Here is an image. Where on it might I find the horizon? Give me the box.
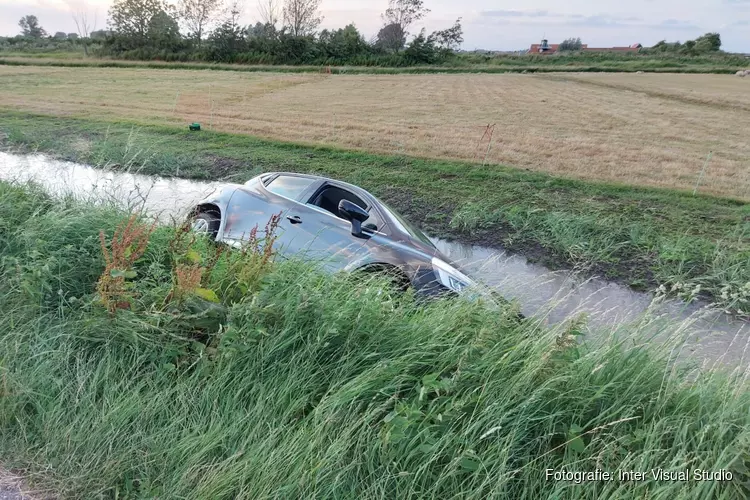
[1,0,748,53]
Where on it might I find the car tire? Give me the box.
[192,211,220,239]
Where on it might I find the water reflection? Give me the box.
[432,238,748,371]
[0,152,221,222]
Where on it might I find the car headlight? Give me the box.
[431,257,476,293]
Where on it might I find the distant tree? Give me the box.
[247,21,278,55]
[651,40,667,51]
[558,37,583,52]
[207,21,246,61]
[178,0,221,48]
[648,33,720,55]
[148,8,182,49]
[18,15,47,38]
[257,0,280,27]
[282,0,323,36]
[222,0,244,33]
[72,7,97,56]
[275,32,316,63]
[430,18,463,51]
[399,19,462,63]
[67,33,79,40]
[375,22,406,52]
[381,0,429,37]
[403,28,437,63]
[319,24,369,60]
[694,32,721,52]
[207,0,246,61]
[108,0,163,43]
[54,31,68,39]
[650,39,681,53]
[248,21,276,39]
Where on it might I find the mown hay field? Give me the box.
[1,66,749,199]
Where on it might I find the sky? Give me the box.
[1,0,748,52]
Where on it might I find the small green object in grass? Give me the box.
[189,123,201,131]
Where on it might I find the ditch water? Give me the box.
[0,152,747,371]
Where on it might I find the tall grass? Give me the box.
[0,181,748,498]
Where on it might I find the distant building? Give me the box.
[584,43,642,53]
[529,39,641,54]
[530,39,564,54]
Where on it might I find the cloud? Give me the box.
[569,15,643,27]
[478,11,645,28]
[479,10,562,18]
[657,19,701,30]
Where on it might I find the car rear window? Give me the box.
[265,175,316,200]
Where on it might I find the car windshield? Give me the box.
[375,198,435,248]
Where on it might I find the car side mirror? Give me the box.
[338,200,370,238]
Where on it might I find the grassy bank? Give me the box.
[1,112,749,311]
[0,181,748,498]
[1,55,747,74]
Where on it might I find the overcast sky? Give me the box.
[1,0,748,52]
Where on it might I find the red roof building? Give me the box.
[583,46,641,53]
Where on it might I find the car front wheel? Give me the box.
[192,211,220,239]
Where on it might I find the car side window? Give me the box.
[308,185,385,233]
[363,206,386,234]
[265,175,316,201]
[308,186,366,216]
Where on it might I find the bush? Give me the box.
[645,33,722,56]
[319,25,372,61]
[558,37,583,52]
[273,34,318,64]
[205,20,248,63]
[404,30,439,64]
[0,34,97,54]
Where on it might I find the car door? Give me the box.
[292,182,385,272]
[220,174,324,257]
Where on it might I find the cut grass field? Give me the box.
[0,181,748,498]
[1,66,749,199]
[1,112,749,312]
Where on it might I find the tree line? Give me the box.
[12,0,465,66]
[553,33,723,55]
[9,5,729,66]
[646,33,722,56]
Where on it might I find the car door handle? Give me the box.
[286,215,303,224]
